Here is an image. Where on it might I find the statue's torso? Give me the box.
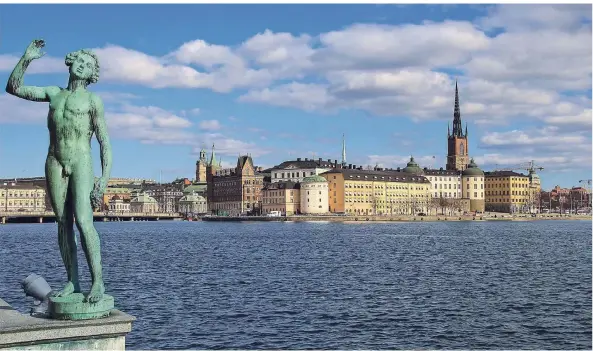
[47,89,94,165]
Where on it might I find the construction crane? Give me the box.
[493,159,544,174]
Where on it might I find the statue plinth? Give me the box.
[1,297,134,350]
[49,293,114,320]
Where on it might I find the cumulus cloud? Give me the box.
[475,126,591,172]
[198,119,222,131]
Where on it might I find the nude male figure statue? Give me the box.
[6,39,112,303]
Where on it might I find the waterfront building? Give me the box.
[484,171,531,213]
[178,192,207,215]
[108,195,130,213]
[107,177,156,186]
[0,183,46,212]
[446,81,470,172]
[207,152,265,216]
[142,185,184,213]
[130,193,159,213]
[461,159,485,212]
[300,175,329,214]
[270,158,341,183]
[102,187,133,211]
[261,181,301,215]
[321,168,431,215]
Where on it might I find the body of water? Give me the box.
[0,220,591,349]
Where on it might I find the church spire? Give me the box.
[452,80,463,138]
[209,143,217,167]
[341,133,347,167]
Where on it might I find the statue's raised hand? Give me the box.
[24,39,45,60]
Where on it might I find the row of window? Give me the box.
[0,192,43,198]
[486,190,530,196]
[274,171,316,178]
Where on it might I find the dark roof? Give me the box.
[423,168,461,176]
[263,181,301,190]
[272,158,337,170]
[322,169,430,183]
[237,155,253,169]
[484,171,528,178]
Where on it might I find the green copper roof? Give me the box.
[180,192,206,203]
[183,184,207,194]
[402,156,424,175]
[462,158,484,176]
[301,175,327,183]
[131,193,157,203]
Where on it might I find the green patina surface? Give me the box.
[5,40,113,318]
[49,293,114,320]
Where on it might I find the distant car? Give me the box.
[417,213,427,216]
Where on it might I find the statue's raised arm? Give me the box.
[5,39,60,102]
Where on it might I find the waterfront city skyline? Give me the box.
[0,4,590,190]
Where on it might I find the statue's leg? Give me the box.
[70,158,104,303]
[46,156,79,297]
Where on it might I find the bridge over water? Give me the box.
[0,211,182,224]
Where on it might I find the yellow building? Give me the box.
[484,171,531,213]
[321,168,432,216]
[0,183,46,212]
[261,181,300,215]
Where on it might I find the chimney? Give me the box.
[297,157,302,161]
[318,158,322,163]
[304,158,308,161]
[397,167,401,171]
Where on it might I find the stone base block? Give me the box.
[0,298,134,350]
[49,293,114,320]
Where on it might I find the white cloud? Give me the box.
[477,4,592,32]
[199,119,222,131]
[0,94,48,124]
[0,54,64,74]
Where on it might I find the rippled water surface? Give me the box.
[1,220,591,349]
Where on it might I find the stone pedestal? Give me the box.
[0,298,135,350]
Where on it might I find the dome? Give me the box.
[301,175,327,183]
[462,158,484,176]
[131,193,157,203]
[402,156,424,175]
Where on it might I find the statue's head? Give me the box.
[65,49,100,85]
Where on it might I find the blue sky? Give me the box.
[0,4,590,190]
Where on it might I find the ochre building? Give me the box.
[321,167,431,216]
[484,171,531,213]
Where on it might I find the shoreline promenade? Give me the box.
[201,213,591,223]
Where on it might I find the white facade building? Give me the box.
[300,175,329,214]
[271,158,339,183]
[108,195,130,213]
[178,192,208,215]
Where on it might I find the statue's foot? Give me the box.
[84,282,105,303]
[52,281,80,298]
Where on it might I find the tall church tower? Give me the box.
[195,147,207,182]
[446,81,470,171]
